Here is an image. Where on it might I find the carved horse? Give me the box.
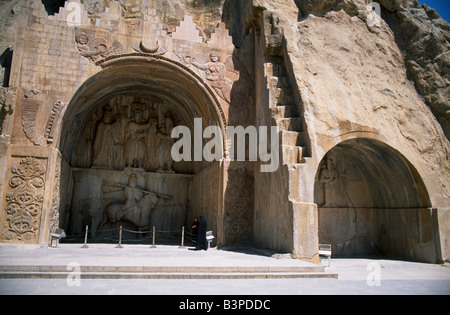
[98,193,159,236]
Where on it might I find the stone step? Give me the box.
[276,117,302,132]
[0,265,324,273]
[272,105,296,118]
[268,76,290,89]
[273,87,294,105]
[0,271,338,280]
[281,145,306,164]
[280,130,301,146]
[0,265,337,280]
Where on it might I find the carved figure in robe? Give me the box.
[124,104,149,168]
[92,109,116,169]
[156,114,174,172]
[112,103,129,170]
[144,118,159,170]
[318,157,337,207]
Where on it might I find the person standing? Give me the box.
[196,216,208,251]
[191,217,199,245]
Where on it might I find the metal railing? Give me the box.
[61,225,198,249]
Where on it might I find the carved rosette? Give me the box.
[3,157,46,242]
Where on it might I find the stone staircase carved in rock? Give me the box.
[266,57,310,165]
[263,13,311,166]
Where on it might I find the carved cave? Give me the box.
[58,59,226,244]
[314,138,439,263]
[67,95,193,240]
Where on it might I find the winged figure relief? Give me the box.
[175,51,253,109]
[75,32,124,63]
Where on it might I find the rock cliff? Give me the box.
[295,0,450,138]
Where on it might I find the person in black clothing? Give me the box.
[191,217,199,244]
[195,216,208,251]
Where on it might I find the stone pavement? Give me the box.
[0,243,331,278]
[0,243,325,269]
[0,243,449,295]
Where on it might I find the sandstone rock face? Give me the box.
[276,1,449,262]
[295,0,450,139]
[0,0,448,263]
[386,1,450,140]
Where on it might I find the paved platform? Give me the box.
[0,243,449,295]
[0,243,335,279]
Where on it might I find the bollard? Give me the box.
[81,225,89,248]
[179,227,186,249]
[116,226,123,248]
[150,226,157,248]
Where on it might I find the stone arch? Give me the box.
[56,55,226,242]
[59,54,227,160]
[314,137,440,263]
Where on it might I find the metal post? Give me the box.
[179,227,185,249]
[150,226,157,248]
[81,225,89,248]
[116,226,123,248]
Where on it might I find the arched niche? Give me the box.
[57,55,226,242]
[314,138,440,263]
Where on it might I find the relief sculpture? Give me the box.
[2,157,46,242]
[317,156,337,207]
[73,97,183,174]
[68,95,191,237]
[191,51,232,103]
[224,169,254,244]
[0,90,14,138]
[99,173,160,234]
[156,113,175,172]
[124,103,149,169]
[21,89,65,147]
[92,107,116,169]
[75,31,123,63]
[179,50,254,124]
